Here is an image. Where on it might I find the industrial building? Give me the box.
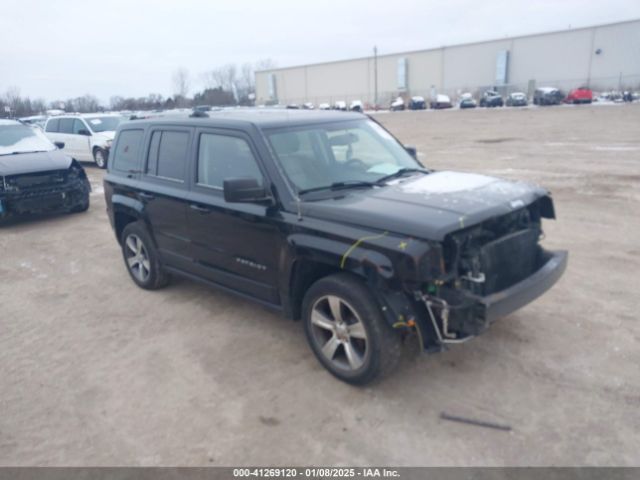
[255,18,640,107]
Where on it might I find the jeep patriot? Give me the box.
[104,110,567,384]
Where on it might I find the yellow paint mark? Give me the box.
[398,241,408,250]
[340,231,388,269]
[392,318,424,349]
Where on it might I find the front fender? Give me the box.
[287,232,395,289]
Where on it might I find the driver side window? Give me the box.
[197,133,263,189]
[72,119,87,135]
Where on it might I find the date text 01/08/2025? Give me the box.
[232,468,400,478]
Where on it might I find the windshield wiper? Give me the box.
[298,180,376,196]
[375,167,429,185]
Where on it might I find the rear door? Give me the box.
[138,127,193,270]
[186,128,281,303]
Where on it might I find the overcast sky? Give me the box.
[2,0,639,103]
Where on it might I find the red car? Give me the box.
[565,87,593,104]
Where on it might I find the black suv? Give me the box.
[105,110,567,384]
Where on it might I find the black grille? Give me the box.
[6,170,67,190]
[479,228,540,294]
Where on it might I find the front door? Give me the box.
[186,128,281,304]
[71,119,93,161]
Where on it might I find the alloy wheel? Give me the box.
[125,234,150,283]
[309,295,369,371]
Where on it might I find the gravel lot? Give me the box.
[1,104,639,466]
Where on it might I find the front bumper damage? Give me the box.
[0,177,90,218]
[409,248,568,351]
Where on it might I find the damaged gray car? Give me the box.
[0,120,91,224]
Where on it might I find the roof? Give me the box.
[123,108,367,130]
[50,113,123,118]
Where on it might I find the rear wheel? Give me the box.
[121,222,169,290]
[93,148,107,169]
[302,273,402,385]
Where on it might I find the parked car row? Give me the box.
[251,83,638,114]
[287,100,364,112]
[385,85,636,111]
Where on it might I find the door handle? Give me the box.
[190,204,211,213]
[139,192,155,201]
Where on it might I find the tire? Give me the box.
[120,221,170,290]
[302,273,402,385]
[93,148,108,169]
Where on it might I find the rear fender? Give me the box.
[110,194,149,243]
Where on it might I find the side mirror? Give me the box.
[78,129,91,136]
[223,177,271,204]
[405,146,418,160]
[54,141,65,149]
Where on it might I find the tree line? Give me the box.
[0,59,275,118]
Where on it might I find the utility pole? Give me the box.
[373,45,378,109]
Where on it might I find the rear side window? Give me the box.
[146,130,188,181]
[58,118,74,134]
[45,118,59,133]
[197,133,263,188]
[112,129,144,172]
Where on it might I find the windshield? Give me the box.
[84,116,123,133]
[266,119,421,193]
[0,123,56,156]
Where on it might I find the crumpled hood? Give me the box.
[0,149,72,176]
[302,171,549,241]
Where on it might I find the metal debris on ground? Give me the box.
[440,412,512,432]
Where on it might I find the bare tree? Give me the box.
[172,67,190,106]
[72,94,100,113]
[201,64,237,92]
[239,63,254,92]
[5,86,22,113]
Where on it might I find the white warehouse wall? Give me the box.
[255,19,640,105]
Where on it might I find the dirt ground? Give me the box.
[1,104,639,466]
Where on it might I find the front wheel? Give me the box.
[93,148,108,169]
[302,273,402,385]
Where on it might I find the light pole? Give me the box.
[373,45,378,109]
